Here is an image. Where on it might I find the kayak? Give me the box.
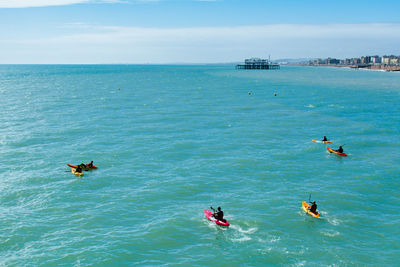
[327,147,348,157]
[302,201,320,218]
[71,168,83,176]
[204,209,230,227]
[312,139,332,143]
[68,163,98,170]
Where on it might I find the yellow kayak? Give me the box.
[302,201,319,218]
[71,168,83,176]
[312,139,332,143]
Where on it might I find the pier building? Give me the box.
[236,58,280,70]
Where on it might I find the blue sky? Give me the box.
[0,0,400,63]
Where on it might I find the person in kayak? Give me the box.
[87,161,94,168]
[322,136,328,141]
[79,163,86,168]
[75,165,83,173]
[212,207,226,222]
[337,146,344,153]
[309,201,318,214]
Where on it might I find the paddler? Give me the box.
[322,136,328,141]
[337,146,344,153]
[309,201,318,214]
[87,161,94,168]
[75,165,83,173]
[212,207,226,222]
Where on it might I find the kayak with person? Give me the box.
[312,136,332,143]
[302,200,320,218]
[204,207,230,227]
[68,161,98,170]
[327,146,348,156]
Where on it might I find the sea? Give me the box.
[0,64,399,266]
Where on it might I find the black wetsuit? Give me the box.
[309,203,317,214]
[338,147,343,153]
[214,211,224,222]
[322,137,328,141]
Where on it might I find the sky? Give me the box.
[0,0,400,63]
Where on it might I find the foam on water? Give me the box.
[320,230,340,237]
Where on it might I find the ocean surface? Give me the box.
[0,64,399,266]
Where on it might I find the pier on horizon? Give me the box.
[236,58,280,70]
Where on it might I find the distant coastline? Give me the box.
[301,55,400,72]
[291,63,400,72]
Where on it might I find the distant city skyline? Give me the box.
[1,0,400,63]
[309,55,399,66]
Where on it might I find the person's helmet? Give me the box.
[217,207,221,211]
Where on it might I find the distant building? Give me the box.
[382,56,390,65]
[245,58,267,65]
[371,56,381,64]
[327,58,340,65]
[350,58,361,65]
[236,58,280,70]
[390,57,399,65]
[363,56,372,64]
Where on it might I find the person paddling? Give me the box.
[87,161,94,168]
[75,165,83,173]
[211,206,226,223]
[322,136,328,141]
[308,201,318,214]
[336,146,344,153]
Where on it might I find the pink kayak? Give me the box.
[204,209,230,227]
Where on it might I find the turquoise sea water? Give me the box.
[0,65,399,266]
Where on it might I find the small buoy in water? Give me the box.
[118,88,120,90]
[274,93,277,96]
[248,92,251,95]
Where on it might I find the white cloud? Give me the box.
[0,0,132,8]
[40,23,400,43]
[1,23,400,63]
[0,0,88,8]
[0,0,212,8]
